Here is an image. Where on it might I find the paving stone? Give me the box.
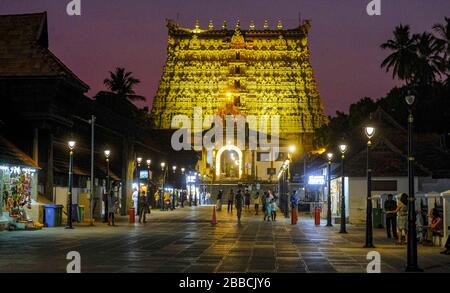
[0,206,448,273]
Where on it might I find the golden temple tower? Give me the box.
[150,19,327,155]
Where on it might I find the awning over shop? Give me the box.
[0,135,39,168]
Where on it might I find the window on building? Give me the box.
[235,66,241,74]
[236,52,240,60]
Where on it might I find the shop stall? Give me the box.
[0,135,42,230]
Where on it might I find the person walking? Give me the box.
[163,190,171,211]
[216,190,223,211]
[235,189,244,224]
[271,198,278,221]
[131,187,139,216]
[261,191,267,218]
[107,190,116,226]
[384,194,398,240]
[244,189,251,212]
[154,189,160,209]
[138,192,147,223]
[264,193,273,222]
[254,192,261,215]
[227,189,234,213]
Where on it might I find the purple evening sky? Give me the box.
[1,0,449,115]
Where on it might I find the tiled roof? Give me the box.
[0,135,39,168]
[0,12,89,91]
[342,108,450,178]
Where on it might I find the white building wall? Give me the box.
[347,177,418,225]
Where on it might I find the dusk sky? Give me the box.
[1,0,449,115]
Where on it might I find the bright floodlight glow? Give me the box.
[226,92,232,97]
[137,157,142,164]
[68,141,76,150]
[365,126,375,139]
[288,145,296,153]
[172,166,177,171]
[339,144,347,154]
[104,150,111,158]
[146,159,151,165]
[181,167,185,173]
[161,162,166,168]
[326,152,334,161]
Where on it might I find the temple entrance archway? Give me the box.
[215,145,243,179]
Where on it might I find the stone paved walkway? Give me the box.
[0,206,449,273]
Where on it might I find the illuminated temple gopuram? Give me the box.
[150,19,327,182]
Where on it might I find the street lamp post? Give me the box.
[172,166,177,209]
[146,159,151,208]
[364,126,375,248]
[326,152,333,227]
[405,94,422,272]
[160,162,166,211]
[286,145,296,218]
[136,157,142,215]
[104,149,111,223]
[338,143,347,234]
[66,140,76,229]
[181,168,185,208]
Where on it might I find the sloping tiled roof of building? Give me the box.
[341,107,450,178]
[0,12,89,92]
[305,107,450,179]
[0,135,39,168]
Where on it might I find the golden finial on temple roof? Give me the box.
[235,20,240,31]
[277,20,283,30]
[263,20,269,30]
[222,20,227,30]
[208,20,214,30]
[194,19,200,30]
[249,20,255,31]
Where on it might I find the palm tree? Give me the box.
[102,67,145,101]
[413,32,443,85]
[433,17,450,57]
[433,17,450,85]
[381,24,417,83]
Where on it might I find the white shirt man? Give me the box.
[131,188,138,215]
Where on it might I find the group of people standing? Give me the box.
[384,193,444,246]
[216,188,278,224]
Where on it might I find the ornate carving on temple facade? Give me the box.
[150,19,327,152]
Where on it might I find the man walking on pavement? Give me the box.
[227,189,234,213]
[138,192,147,223]
[235,189,244,224]
[216,190,223,211]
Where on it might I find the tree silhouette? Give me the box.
[100,67,145,102]
[381,24,417,83]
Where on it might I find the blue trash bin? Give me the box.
[43,205,59,227]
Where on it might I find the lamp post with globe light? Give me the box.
[160,162,166,211]
[405,94,422,272]
[104,149,111,223]
[326,152,334,227]
[364,126,375,248]
[66,140,76,229]
[136,157,142,215]
[338,143,348,234]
